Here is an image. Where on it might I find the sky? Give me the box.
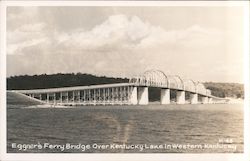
[6,6,245,83]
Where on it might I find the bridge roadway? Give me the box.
[10,82,228,106]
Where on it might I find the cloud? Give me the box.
[7,37,47,55]
[53,14,222,53]
[7,7,39,21]
[7,22,47,55]
[8,14,241,83]
[8,14,222,55]
[55,15,150,51]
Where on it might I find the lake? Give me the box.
[7,103,243,153]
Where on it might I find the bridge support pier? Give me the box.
[130,87,138,105]
[46,93,49,103]
[60,92,62,103]
[201,96,208,104]
[176,91,185,104]
[160,88,170,104]
[137,87,148,105]
[189,93,198,104]
[208,97,213,104]
[53,93,56,104]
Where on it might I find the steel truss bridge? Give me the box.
[10,70,229,106]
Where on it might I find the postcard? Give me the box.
[0,1,249,161]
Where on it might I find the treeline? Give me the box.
[203,82,244,99]
[7,73,129,90]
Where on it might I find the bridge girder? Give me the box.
[196,82,207,96]
[130,70,210,96]
[13,69,225,105]
[168,75,184,90]
[183,79,196,93]
[129,69,169,87]
[130,70,184,90]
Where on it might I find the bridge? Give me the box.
[10,70,229,106]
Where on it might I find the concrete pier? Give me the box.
[208,97,213,104]
[160,88,170,104]
[189,93,198,104]
[201,96,209,104]
[176,91,185,104]
[137,87,149,105]
[130,87,138,105]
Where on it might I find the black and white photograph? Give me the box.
[1,1,249,161]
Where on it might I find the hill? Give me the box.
[203,82,244,99]
[7,73,128,90]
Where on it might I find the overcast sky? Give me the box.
[7,6,244,83]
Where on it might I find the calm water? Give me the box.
[7,104,243,153]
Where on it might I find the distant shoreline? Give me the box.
[226,97,244,104]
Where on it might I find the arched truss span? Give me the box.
[183,79,196,93]
[196,82,207,96]
[130,70,209,96]
[168,75,184,90]
[129,69,168,87]
[129,70,184,90]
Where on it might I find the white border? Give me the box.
[1,0,250,6]
[243,2,250,161]
[0,1,249,161]
[0,1,7,160]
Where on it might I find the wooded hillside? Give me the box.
[7,73,128,90]
[203,82,244,98]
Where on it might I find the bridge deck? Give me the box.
[10,82,226,101]
[10,83,134,94]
